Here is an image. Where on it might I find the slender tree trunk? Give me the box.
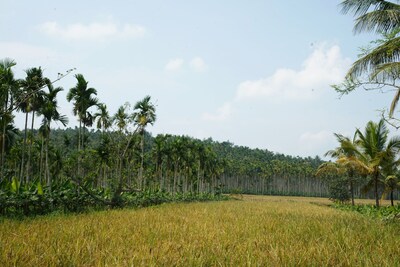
[77,120,81,178]
[390,190,394,207]
[46,137,51,189]
[374,172,380,208]
[350,180,355,206]
[26,111,35,183]
[1,96,8,181]
[20,112,29,183]
[139,131,144,189]
[39,135,44,184]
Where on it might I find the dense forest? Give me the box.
[2,57,400,216]
[0,60,333,216]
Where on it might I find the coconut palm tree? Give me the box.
[133,95,156,189]
[38,81,68,187]
[355,119,400,207]
[340,0,400,116]
[67,74,98,151]
[324,133,369,205]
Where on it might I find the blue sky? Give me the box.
[1,1,394,158]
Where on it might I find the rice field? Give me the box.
[1,195,399,266]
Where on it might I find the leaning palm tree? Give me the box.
[132,96,156,189]
[340,1,400,116]
[355,119,400,207]
[38,81,68,187]
[67,74,98,151]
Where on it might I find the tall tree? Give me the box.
[94,103,111,133]
[324,133,368,205]
[0,58,18,181]
[355,119,400,207]
[133,96,156,189]
[18,67,47,183]
[38,81,68,187]
[67,74,98,151]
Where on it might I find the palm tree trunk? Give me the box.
[1,97,8,181]
[374,172,380,208]
[350,180,355,206]
[20,112,29,183]
[26,110,35,183]
[39,135,44,184]
[46,137,50,189]
[140,131,144,189]
[390,190,394,207]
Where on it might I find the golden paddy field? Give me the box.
[1,195,399,266]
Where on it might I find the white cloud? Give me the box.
[299,130,332,144]
[0,42,56,62]
[190,57,207,72]
[202,102,232,121]
[165,58,184,71]
[203,44,350,123]
[38,21,146,41]
[298,130,335,155]
[236,44,351,101]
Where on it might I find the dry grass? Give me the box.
[1,195,400,266]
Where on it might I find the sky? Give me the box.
[0,1,395,158]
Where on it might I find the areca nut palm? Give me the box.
[94,103,111,133]
[0,58,19,180]
[19,67,48,183]
[67,74,98,150]
[38,81,68,187]
[133,95,156,189]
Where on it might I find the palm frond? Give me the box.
[354,9,400,34]
[346,36,400,79]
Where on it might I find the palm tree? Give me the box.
[133,96,156,189]
[355,119,400,207]
[18,67,47,183]
[0,58,19,180]
[94,103,111,133]
[340,1,400,116]
[67,74,98,151]
[113,104,130,133]
[324,133,368,205]
[382,175,400,206]
[37,81,68,187]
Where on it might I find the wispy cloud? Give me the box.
[165,57,207,72]
[38,21,146,41]
[165,58,184,71]
[202,102,232,121]
[190,57,207,72]
[298,130,335,155]
[236,44,350,101]
[204,44,350,122]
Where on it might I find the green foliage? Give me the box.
[327,176,351,203]
[0,179,228,217]
[334,203,400,222]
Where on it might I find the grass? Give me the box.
[1,195,400,266]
